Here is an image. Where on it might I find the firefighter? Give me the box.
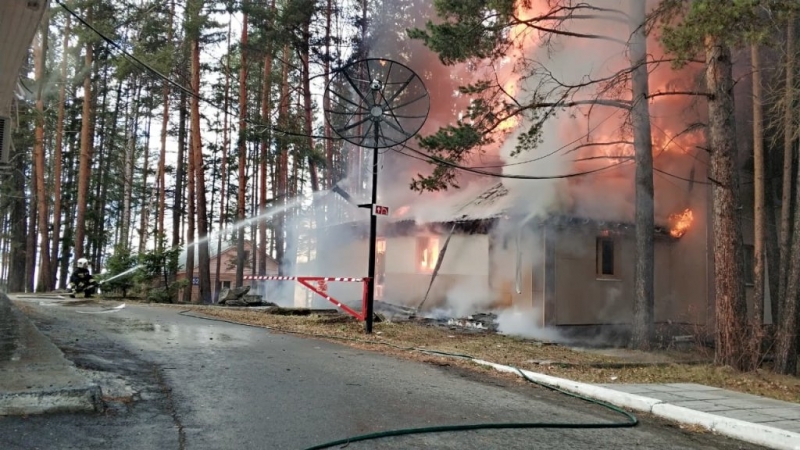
[69,258,98,298]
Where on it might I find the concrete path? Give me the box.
[0,293,101,415]
[471,359,800,450]
[0,295,761,450]
[598,383,800,435]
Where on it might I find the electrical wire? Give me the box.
[176,310,638,450]
[396,143,630,180]
[55,0,326,141]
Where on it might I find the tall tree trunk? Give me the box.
[7,132,28,293]
[749,44,765,370]
[184,131,196,304]
[25,184,36,293]
[324,0,334,189]
[301,19,319,193]
[706,36,747,370]
[94,76,120,270]
[778,16,795,321]
[157,0,175,250]
[33,15,51,292]
[74,7,94,261]
[121,81,141,249]
[276,45,290,273]
[59,137,79,290]
[775,166,800,374]
[258,1,275,276]
[89,56,110,270]
[250,141,258,276]
[191,36,212,304]
[50,15,70,289]
[628,1,654,350]
[774,13,799,376]
[139,115,153,254]
[174,87,188,249]
[766,167,781,326]
[236,5,249,288]
[216,16,233,300]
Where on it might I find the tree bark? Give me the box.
[184,130,196,304]
[766,167,781,326]
[236,5,249,288]
[258,0,275,276]
[174,87,188,250]
[216,16,233,300]
[324,0,334,189]
[59,135,79,290]
[749,43,765,370]
[33,15,51,292]
[628,0,654,350]
[301,19,319,193]
[276,44,291,273]
[139,115,153,254]
[191,36,212,305]
[7,115,28,293]
[50,15,70,289]
[93,74,118,271]
[774,13,799,376]
[778,16,795,321]
[25,178,36,293]
[705,36,748,370]
[121,81,141,249]
[775,170,800,374]
[157,0,175,250]
[74,6,94,261]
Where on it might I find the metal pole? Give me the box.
[365,128,379,333]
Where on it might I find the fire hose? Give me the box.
[178,311,639,449]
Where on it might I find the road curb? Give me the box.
[0,385,102,416]
[471,359,800,450]
[1,293,104,416]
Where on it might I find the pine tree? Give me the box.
[33,11,52,291]
[235,0,249,288]
[74,4,94,262]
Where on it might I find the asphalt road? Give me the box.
[0,299,762,450]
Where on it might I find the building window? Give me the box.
[743,245,754,285]
[596,237,615,277]
[222,281,231,289]
[417,236,440,273]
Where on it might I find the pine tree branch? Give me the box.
[512,15,628,45]
[645,90,713,99]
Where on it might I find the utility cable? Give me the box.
[176,309,638,450]
[396,143,630,180]
[55,0,323,141]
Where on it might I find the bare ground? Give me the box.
[135,303,800,404]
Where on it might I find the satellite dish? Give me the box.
[323,58,429,334]
[324,58,430,149]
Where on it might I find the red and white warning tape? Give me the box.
[243,275,364,282]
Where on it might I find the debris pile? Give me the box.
[445,313,498,332]
[218,286,273,307]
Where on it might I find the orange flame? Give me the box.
[420,237,440,271]
[668,208,694,238]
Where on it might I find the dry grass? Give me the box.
[161,304,800,404]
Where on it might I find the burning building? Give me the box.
[262,0,769,340]
[298,172,711,335]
